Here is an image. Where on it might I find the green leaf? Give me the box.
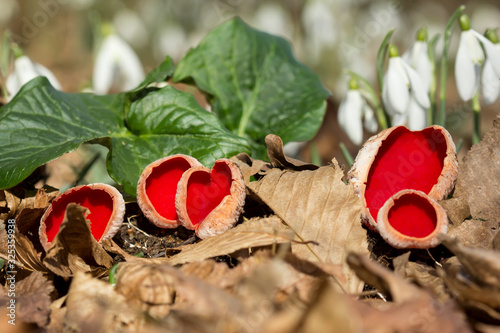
[133,56,175,92]
[173,17,329,158]
[0,77,250,195]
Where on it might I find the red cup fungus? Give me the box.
[376,189,448,249]
[175,158,245,239]
[348,125,458,231]
[39,183,125,251]
[137,154,202,228]
[347,125,458,249]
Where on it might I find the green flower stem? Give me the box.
[428,34,440,125]
[472,92,481,144]
[455,137,463,154]
[347,70,388,130]
[438,5,465,127]
[339,142,354,167]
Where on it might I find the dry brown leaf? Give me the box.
[445,114,500,226]
[439,256,500,324]
[248,160,368,294]
[265,134,319,171]
[441,237,500,288]
[293,280,363,333]
[346,252,419,303]
[14,229,47,273]
[115,261,246,332]
[46,296,66,333]
[448,219,500,249]
[347,253,472,332]
[231,153,271,184]
[0,190,21,221]
[0,272,54,327]
[43,203,114,277]
[0,220,7,255]
[115,261,176,319]
[393,252,450,303]
[164,216,293,266]
[64,272,149,333]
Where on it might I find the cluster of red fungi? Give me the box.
[38,156,245,250]
[38,125,458,251]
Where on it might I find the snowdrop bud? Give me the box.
[6,55,61,101]
[482,29,500,105]
[338,78,363,145]
[403,27,432,93]
[455,14,484,101]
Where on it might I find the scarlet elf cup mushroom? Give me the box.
[348,125,458,249]
[39,183,125,251]
[137,154,202,228]
[176,158,245,239]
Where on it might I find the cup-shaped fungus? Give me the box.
[175,158,245,239]
[376,189,448,249]
[137,155,202,228]
[348,125,458,230]
[39,183,125,251]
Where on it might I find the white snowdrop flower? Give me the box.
[382,44,430,129]
[455,14,488,102]
[403,27,432,93]
[480,29,500,105]
[6,55,61,101]
[93,33,144,95]
[338,78,377,145]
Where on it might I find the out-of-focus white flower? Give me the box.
[93,33,144,95]
[302,0,337,63]
[253,3,292,40]
[454,14,500,102]
[481,29,500,105]
[382,44,430,130]
[6,55,61,101]
[113,9,148,48]
[338,78,378,145]
[403,27,432,94]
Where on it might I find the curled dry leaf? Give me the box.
[441,237,500,288]
[265,134,319,171]
[165,216,293,266]
[439,256,500,324]
[43,203,114,278]
[115,261,176,319]
[346,252,420,303]
[1,272,54,327]
[442,114,500,227]
[346,253,472,333]
[248,159,368,294]
[393,252,450,303]
[231,152,270,184]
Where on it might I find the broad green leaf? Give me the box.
[173,18,329,158]
[0,77,123,189]
[0,77,250,195]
